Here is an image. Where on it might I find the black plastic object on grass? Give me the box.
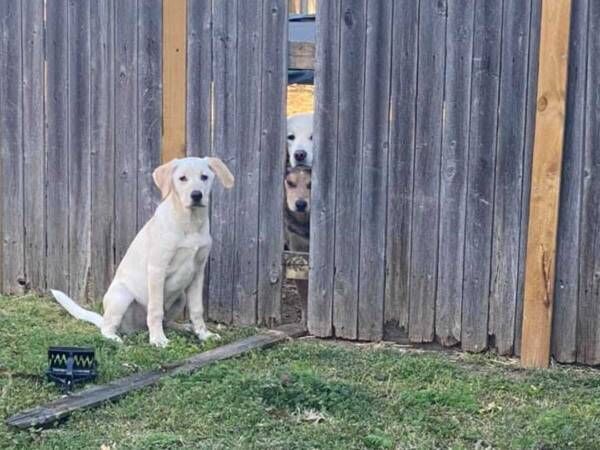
[46,346,97,392]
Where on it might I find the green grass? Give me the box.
[1,295,600,449]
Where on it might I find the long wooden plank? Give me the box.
[435,0,474,347]
[90,0,115,300]
[114,0,139,265]
[45,0,70,294]
[520,0,572,368]
[383,0,418,342]
[209,0,238,324]
[22,0,46,293]
[307,0,341,337]
[552,0,588,364]
[489,0,534,356]
[0,0,24,294]
[6,325,306,430]
[257,0,287,326]
[162,0,187,162]
[232,0,262,326]
[357,0,393,341]
[576,0,600,366]
[408,0,446,343]
[461,0,503,352]
[332,0,367,340]
[289,41,314,70]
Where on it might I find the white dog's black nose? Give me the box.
[294,150,307,162]
[295,199,307,212]
[191,191,203,203]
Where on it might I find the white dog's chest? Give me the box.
[164,233,210,297]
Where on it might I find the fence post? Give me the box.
[521,0,572,368]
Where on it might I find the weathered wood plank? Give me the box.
[114,0,139,265]
[162,0,187,162]
[489,0,534,356]
[357,0,393,342]
[308,0,341,337]
[90,0,115,300]
[6,325,306,430]
[332,0,367,340]
[552,1,588,363]
[520,0,572,368]
[0,0,24,294]
[257,0,287,326]
[409,0,447,343]
[435,0,474,347]
[22,0,46,292]
[289,41,314,70]
[137,0,162,226]
[232,0,261,325]
[576,0,600,366]
[45,0,70,293]
[67,0,92,301]
[383,0,418,342]
[209,0,238,324]
[461,0,503,352]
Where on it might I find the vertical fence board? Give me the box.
[489,0,533,356]
[209,0,238,324]
[90,0,115,300]
[357,0,392,341]
[257,0,286,326]
[409,0,446,343]
[22,0,46,292]
[332,0,367,339]
[114,0,139,265]
[383,0,419,341]
[552,0,589,363]
[308,0,341,337]
[435,0,474,347]
[461,0,503,352]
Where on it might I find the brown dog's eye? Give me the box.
[201,174,208,181]
[309,135,313,140]
[307,182,311,189]
[287,134,295,141]
[179,175,187,182]
[286,180,296,188]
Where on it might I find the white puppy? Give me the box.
[51,157,234,347]
[287,112,314,168]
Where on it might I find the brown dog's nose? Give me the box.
[294,150,307,162]
[191,191,203,203]
[295,199,307,212]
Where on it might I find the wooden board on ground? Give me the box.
[6,324,306,430]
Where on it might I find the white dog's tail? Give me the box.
[50,289,103,329]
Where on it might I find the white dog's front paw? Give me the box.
[149,333,170,348]
[101,329,123,343]
[196,329,221,342]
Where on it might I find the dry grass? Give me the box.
[287,84,314,116]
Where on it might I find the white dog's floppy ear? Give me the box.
[207,157,235,189]
[153,159,178,199]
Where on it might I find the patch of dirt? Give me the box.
[281,279,303,325]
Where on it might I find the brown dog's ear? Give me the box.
[207,157,235,189]
[152,159,178,199]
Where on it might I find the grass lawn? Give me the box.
[1,295,599,449]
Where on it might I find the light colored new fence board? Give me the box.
[553,1,589,364]
[0,0,24,294]
[209,0,238,324]
[435,0,474,347]
[257,0,287,326]
[461,0,503,352]
[232,0,261,325]
[45,0,70,294]
[489,0,535,356]
[22,0,46,292]
[90,0,115,301]
[357,0,393,342]
[409,0,447,343]
[577,0,600,366]
[67,0,92,301]
[383,0,418,341]
[137,1,162,227]
[307,0,340,337]
[332,0,367,340]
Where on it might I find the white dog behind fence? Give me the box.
[287,112,314,168]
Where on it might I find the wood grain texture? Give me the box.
[22,0,46,293]
[409,0,446,343]
[383,0,419,342]
[162,0,187,162]
[461,0,503,352]
[289,41,315,70]
[435,0,474,347]
[357,0,393,341]
[307,0,341,337]
[521,0,572,368]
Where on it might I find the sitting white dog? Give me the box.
[287,112,314,168]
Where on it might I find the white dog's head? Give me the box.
[152,157,234,208]
[287,112,314,168]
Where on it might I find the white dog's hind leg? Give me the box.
[101,283,135,343]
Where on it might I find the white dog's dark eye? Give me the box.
[201,174,208,181]
[309,135,313,140]
[287,134,295,141]
[307,182,311,189]
[179,175,187,182]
